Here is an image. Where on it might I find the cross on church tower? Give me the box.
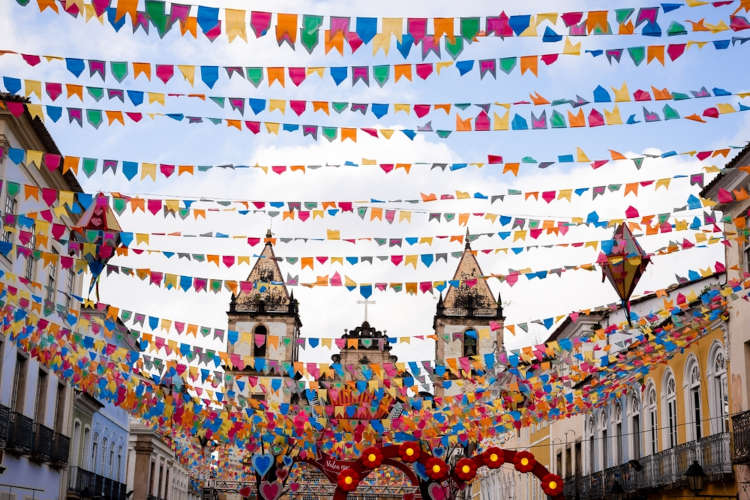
[356,299,376,322]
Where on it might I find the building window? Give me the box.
[45,253,57,304]
[65,269,74,310]
[646,384,658,455]
[117,447,122,481]
[630,393,641,460]
[253,325,267,358]
[102,437,107,475]
[709,343,729,434]
[109,445,114,478]
[463,330,477,357]
[91,432,99,472]
[664,371,678,448]
[34,368,47,423]
[686,357,702,441]
[11,353,27,412]
[614,402,623,465]
[72,421,81,467]
[82,427,90,468]
[2,196,16,243]
[574,441,582,476]
[54,383,65,432]
[24,233,36,281]
[149,461,156,495]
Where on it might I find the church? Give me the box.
[225,231,505,406]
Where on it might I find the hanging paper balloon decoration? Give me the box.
[598,222,650,326]
[70,192,124,300]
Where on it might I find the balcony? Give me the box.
[30,422,53,462]
[51,431,70,467]
[732,409,750,463]
[68,466,127,500]
[7,411,33,454]
[0,404,9,447]
[565,432,732,499]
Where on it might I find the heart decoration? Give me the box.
[428,483,448,500]
[289,483,301,493]
[276,467,288,480]
[260,481,281,500]
[239,486,252,497]
[433,447,445,457]
[252,453,274,478]
[282,455,294,467]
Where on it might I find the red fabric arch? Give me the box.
[329,445,564,500]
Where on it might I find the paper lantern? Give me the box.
[599,223,650,325]
[70,192,123,299]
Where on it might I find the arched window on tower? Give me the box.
[463,330,477,357]
[253,325,267,358]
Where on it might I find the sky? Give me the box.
[0,0,747,370]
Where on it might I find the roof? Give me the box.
[234,231,290,306]
[1,93,83,193]
[699,141,750,198]
[546,271,723,342]
[442,236,498,309]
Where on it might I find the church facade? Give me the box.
[225,232,504,406]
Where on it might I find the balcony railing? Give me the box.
[0,404,10,447]
[68,466,127,500]
[732,409,750,463]
[7,411,33,454]
[565,432,732,499]
[31,422,53,462]
[51,431,70,467]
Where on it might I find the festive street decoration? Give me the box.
[599,223,652,324]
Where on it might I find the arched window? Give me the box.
[629,392,641,460]
[587,415,596,474]
[614,402,623,465]
[685,356,702,441]
[102,437,107,475]
[463,330,477,357]
[663,371,678,448]
[253,324,267,358]
[91,432,99,471]
[82,427,90,469]
[71,420,82,467]
[708,343,728,434]
[646,383,658,455]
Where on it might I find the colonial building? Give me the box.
[549,273,733,499]
[0,94,80,499]
[126,418,199,500]
[700,142,750,500]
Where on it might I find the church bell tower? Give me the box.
[433,234,504,398]
[226,231,301,405]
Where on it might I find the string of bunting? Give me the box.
[3,97,748,142]
[6,37,748,89]
[5,73,747,120]
[90,239,725,299]
[0,141,741,181]
[21,0,745,53]
[0,264,733,453]
[74,226,721,271]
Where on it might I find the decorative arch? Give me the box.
[462,329,477,358]
[327,443,563,500]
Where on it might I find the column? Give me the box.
[132,437,154,500]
